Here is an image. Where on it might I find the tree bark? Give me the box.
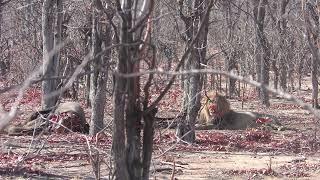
[178,0,211,143]
[0,1,4,76]
[141,107,157,179]
[278,0,289,92]
[89,0,110,135]
[304,2,320,108]
[112,18,129,178]
[272,60,279,90]
[224,1,237,98]
[252,0,270,107]
[82,12,92,108]
[41,0,61,109]
[113,0,147,179]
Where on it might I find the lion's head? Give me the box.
[212,93,230,117]
[199,91,231,125]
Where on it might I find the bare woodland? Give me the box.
[1,0,320,179]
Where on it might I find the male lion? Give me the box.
[197,92,281,130]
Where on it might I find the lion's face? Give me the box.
[199,91,231,125]
[204,91,230,117]
[214,93,230,117]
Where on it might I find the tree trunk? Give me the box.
[177,0,211,143]
[123,4,142,178]
[85,66,91,107]
[298,55,305,90]
[311,55,318,108]
[224,1,237,98]
[253,0,270,107]
[304,2,320,108]
[278,0,289,92]
[112,23,129,179]
[272,60,279,90]
[41,0,61,109]
[89,0,110,135]
[54,0,63,76]
[82,11,92,108]
[260,47,270,107]
[255,45,262,95]
[112,69,128,180]
[0,2,3,76]
[288,59,295,92]
[228,55,237,98]
[279,59,287,91]
[141,107,157,179]
[113,0,148,179]
[0,1,2,37]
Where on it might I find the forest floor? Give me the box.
[151,96,320,180]
[1,76,320,179]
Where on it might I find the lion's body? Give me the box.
[6,118,47,135]
[4,102,88,135]
[54,101,86,125]
[214,110,259,130]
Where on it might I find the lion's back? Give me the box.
[55,102,86,123]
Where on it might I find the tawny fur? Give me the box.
[5,102,88,135]
[54,102,86,124]
[6,119,46,135]
[213,93,231,117]
[198,102,211,125]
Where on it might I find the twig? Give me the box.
[85,136,101,180]
[161,161,186,169]
[170,158,175,180]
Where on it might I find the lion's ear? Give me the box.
[215,92,227,99]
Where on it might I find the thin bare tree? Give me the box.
[41,0,63,109]
[177,0,213,143]
[303,1,320,108]
[252,0,270,107]
[89,0,114,135]
[113,0,156,179]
